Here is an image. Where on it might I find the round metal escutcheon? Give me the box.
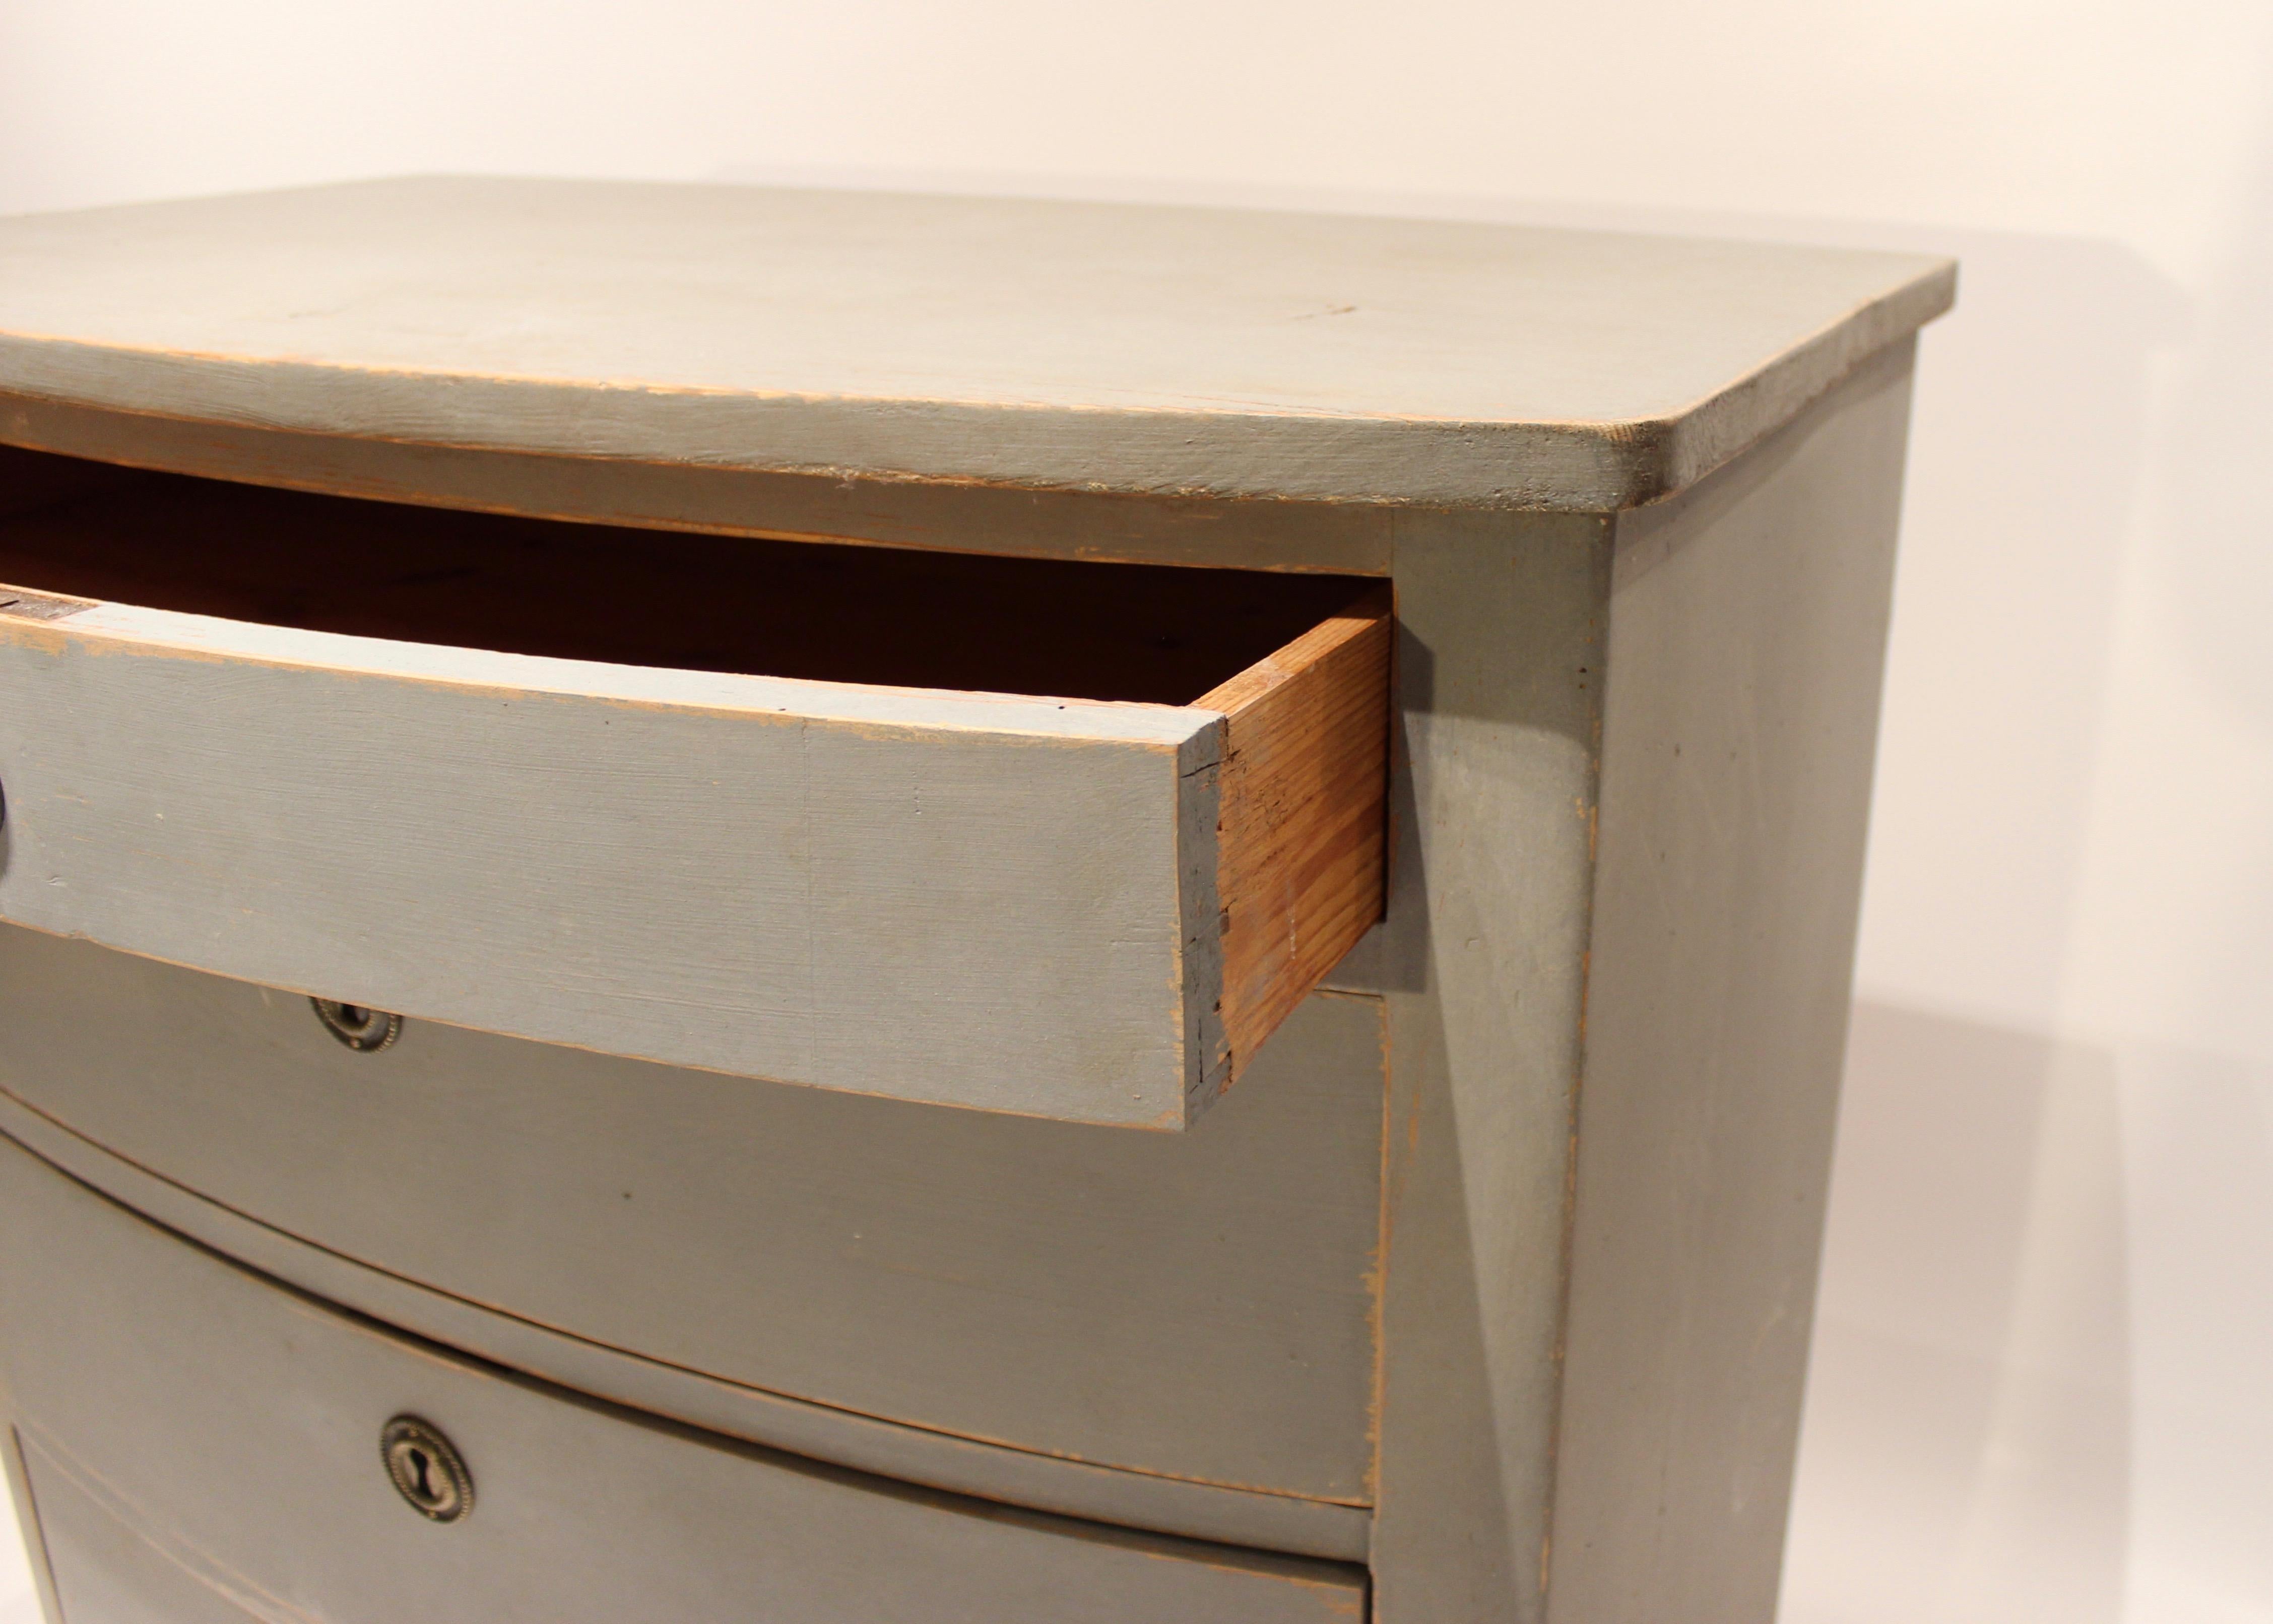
[311,998,403,1053]
[380,1416,474,1523]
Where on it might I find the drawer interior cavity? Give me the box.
[0,445,1375,705]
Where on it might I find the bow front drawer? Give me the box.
[0,1132,1369,1623]
[0,459,1389,1127]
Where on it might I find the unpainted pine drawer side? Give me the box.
[1203,585,1393,1079]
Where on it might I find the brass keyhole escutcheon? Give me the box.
[381,1416,473,1523]
[312,998,403,1053]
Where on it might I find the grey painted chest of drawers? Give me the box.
[0,178,1951,1623]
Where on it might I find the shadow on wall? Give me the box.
[1779,999,2131,1624]
[2145,126,2273,1065]
[2167,110,2273,745]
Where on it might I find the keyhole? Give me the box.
[311,997,403,1053]
[380,1416,472,1523]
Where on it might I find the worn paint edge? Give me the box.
[0,600,1217,751]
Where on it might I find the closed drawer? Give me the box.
[0,1131,1368,1623]
[0,454,1390,1128]
[0,924,1385,1508]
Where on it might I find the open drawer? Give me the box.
[0,452,1388,1128]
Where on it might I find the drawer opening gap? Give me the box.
[0,447,1375,707]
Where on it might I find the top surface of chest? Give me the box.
[0,177,1951,510]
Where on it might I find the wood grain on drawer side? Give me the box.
[1201,587,1391,1080]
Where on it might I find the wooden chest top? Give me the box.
[0,176,1951,510]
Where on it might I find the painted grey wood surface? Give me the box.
[0,393,1398,577]
[1542,340,1915,1624]
[2,1427,63,1624]
[0,1078,1371,1565]
[0,925,1384,1511]
[14,1464,262,1624]
[0,1133,1369,1624]
[1322,345,1919,1621]
[1323,507,1613,1623]
[0,601,1229,1127]
[0,177,1951,1619]
[0,178,1952,511]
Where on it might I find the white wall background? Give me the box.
[3,3,2269,1619]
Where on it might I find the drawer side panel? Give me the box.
[1202,589,1391,1080]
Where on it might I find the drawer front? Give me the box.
[0,597,1216,1128]
[0,1133,1367,1624]
[8,1459,262,1624]
[0,925,1385,1506]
